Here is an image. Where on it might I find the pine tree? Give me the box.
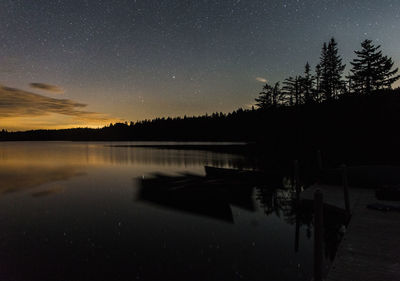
[319,38,346,100]
[379,56,400,88]
[255,82,281,109]
[328,38,346,98]
[300,62,315,104]
[315,63,322,102]
[348,39,400,94]
[255,84,272,109]
[282,76,301,106]
[318,43,329,99]
[271,82,281,106]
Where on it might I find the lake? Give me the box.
[0,142,337,281]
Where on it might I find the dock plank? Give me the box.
[300,184,368,211]
[326,187,400,281]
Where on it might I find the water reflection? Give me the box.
[0,142,249,168]
[0,164,84,196]
[137,166,346,269]
[258,182,346,269]
[0,142,250,197]
[0,142,346,281]
[137,173,256,223]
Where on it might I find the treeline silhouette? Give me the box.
[1,38,400,163]
[2,89,400,161]
[0,108,259,141]
[255,38,399,108]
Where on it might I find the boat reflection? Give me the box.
[137,165,347,265]
[137,170,257,223]
[137,166,291,222]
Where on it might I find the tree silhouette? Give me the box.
[317,43,328,99]
[255,82,281,109]
[348,39,400,94]
[300,62,315,104]
[282,76,301,106]
[2,36,400,155]
[318,38,346,100]
[314,63,323,102]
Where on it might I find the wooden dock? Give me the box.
[327,188,400,281]
[300,184,368,212]
[302,185,400,280]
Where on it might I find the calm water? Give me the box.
[0,142,329,281]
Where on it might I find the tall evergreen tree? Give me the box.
[315,63,322,102]
[255,82,281,109]
[348,39,400,94]
[318,43,329,99]
[282,76,301,106]
[319,38,346,100]
[300,62,315,104]
[271,82,281,106]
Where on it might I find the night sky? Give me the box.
[1,0,399,130]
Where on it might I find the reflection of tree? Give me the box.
[256,187,294,218]
[254,174,296,218]
[255,183,346,262]
[102,146,255,169]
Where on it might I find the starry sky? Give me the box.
[1,0,399,130]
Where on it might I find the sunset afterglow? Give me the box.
[1,0,399,130]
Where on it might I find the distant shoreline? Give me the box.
[2,90,400,165]
[108,143,250,153]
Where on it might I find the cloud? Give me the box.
[30,82,64,93]
[0,85,114,123]
[256,77,267,83]
[244,102,257,109]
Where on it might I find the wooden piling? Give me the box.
[341,164,351,219]
[294,213,300,252]
[294,160,300,200]
[314,190,324,281]
[294,159,301,252]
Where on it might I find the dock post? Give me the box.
[317,150,323,171]
[341,164,351,219]
[294,160,300,201]
[314,190,324,281]
[294,160,301,253]
[294,213,300,253]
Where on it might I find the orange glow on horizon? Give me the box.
[0,114,122,131]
